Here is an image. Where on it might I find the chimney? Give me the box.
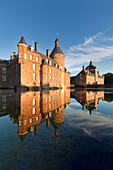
[11,55,14,60]
[35,42,38,52]
[35,126,38,135]
[13,52,16,56]
[82,105,85,110]
[46,119,49,127]
[46,49,49,58]
[83,66,85,70]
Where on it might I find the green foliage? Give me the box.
[104,72,113,84]
[104,94,113,102]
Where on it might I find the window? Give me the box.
[19,53,22,58]
[33,73,36,80]
[32,108,36,114]
[50,76,52,81]
[49,68,51,73]
[49,96,51,101]
[46,59,48,63]
[33,64,36,70]
[2,104,6,110]
[46,106,48,111]
[36,57,39,61]
[24,53,26,59]
[24,120,26,125]
[46,74,48,80]
[33,98,36,105]
[2,96,6,102]
[56,64,57,67]
[30,55,32,59]
[30,119,32,124]
[49,112,51,117]
[36,117,39,121]
[53,103,54,108]
[2,68,6,74]
[53,95,55,100]
[46,98,48,103]
[53,77,55,82]
[19,121,22,126]
[46,66,48,71]
[49,60,51,65]
[2,75,6,81]
[49,104,51,109]
[53,69,55,74]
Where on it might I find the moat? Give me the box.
[0,89,113,170]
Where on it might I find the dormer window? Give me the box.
[46,59,48,63]
[31,47,34,52]
[49,60,51,65]
[56,64,57,68]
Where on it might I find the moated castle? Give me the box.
[0,35,70,89]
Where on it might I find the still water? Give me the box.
[0,89,113,170]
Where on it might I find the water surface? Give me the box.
[0,90,113,170]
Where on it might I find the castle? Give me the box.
[0,35,70,89]
[71,61,104,87]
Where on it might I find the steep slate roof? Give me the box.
[76,61,97,77]
[76,70,86,76]
[18,35,27,45]
[50,46,64,56]
[50,38,64,57]
[0,59,9,65]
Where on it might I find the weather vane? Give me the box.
[57,33,58,39]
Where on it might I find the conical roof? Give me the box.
[18,35,27,45]
[19,134,26,143]
[50,38,64,57]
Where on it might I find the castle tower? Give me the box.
[50,35,65,71]
[50,35,66,87]
[17,35,27,63]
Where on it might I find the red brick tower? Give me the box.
[50,35,66,87]
[50,35,65,72]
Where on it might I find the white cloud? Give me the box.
[65,106,113,140]
[65,31,113,75]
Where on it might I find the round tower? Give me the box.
[50,35,65,71]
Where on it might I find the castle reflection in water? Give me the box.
[0,89,109,142]
[71,90,104,115]
[0,89,70,142]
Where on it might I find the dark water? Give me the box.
[0,90,113,170]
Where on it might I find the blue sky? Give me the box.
[0,0,113,76]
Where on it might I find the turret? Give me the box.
[50,34,65,71]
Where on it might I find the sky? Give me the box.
[0,0,113,76]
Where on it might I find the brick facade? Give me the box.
[71,61,104,86]
[0,36,70,89]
